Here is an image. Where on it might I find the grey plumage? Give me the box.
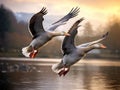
[22,7,80,58]
[79,32,108,47]
[52,18,108,76]
[52,7,80,25]
[62,18,84,55]
[29,7,47,39]
[49,7,80,31]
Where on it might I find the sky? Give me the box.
[0,0,120,30]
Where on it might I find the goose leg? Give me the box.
[58,67,70,76]
[58,68,65,76]
[29,49,38,58]
[63,68,70,76]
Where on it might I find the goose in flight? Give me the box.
[22,7,80,58]
[52,18,108,76]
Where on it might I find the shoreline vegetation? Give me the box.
[0,57,120,67]
[0,51,120,60]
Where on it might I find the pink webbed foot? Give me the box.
[63,68,69,76]
[29,50,38,58]
[58,68,69,76]
[58,69,65,76]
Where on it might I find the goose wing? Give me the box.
[79,32,109,47]
[62,18,84,55]
[49,7,80,31]
[29,7,47,38]
[48,22,66,31]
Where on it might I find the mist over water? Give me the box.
[0,58,120,90]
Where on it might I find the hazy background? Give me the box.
[0,0,120,59]
[0,1,120,90]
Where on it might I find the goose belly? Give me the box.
[63,54,83,67]
[30,36,51,49]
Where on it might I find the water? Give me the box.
[0,58,120,90]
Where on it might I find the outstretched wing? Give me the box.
[79,32,109,47]
[29,7,47,38]
[62,18,84,55]
[48,7,80,31]
[48,22,66,31]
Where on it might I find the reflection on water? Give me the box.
[0,58,120,90]
[0,62,37,73]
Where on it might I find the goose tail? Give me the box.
[52,62,64,73]
[22,46,32,57]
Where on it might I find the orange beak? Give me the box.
[101,44,107,49]
[65,32,70,36]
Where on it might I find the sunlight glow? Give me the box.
[1,0,120,29]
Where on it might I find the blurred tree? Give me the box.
[0,4,17,51]
[76,22,98,45]
[104,16,120,54]
[83,22,93,37]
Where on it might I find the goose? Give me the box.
[52,18,108,76]
[22,7,80,58]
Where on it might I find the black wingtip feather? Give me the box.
[52,7,80,25]
[69,7,80,14]
[40,7,47,15]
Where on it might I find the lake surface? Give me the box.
[0,58,120,90]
